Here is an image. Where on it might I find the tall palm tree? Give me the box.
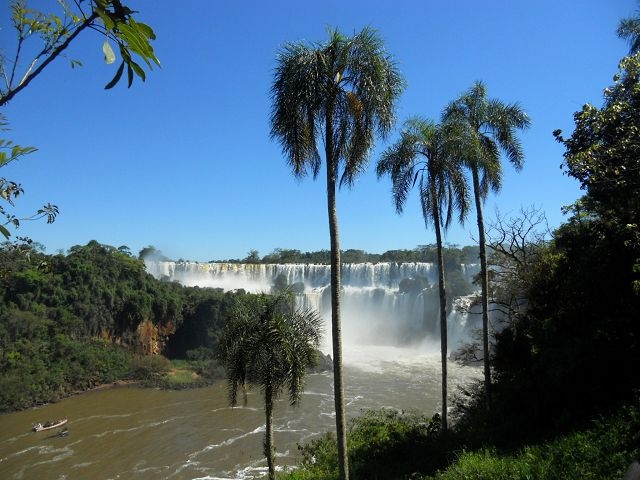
[270,27,405,479]
[218,292,323,480]
[618,1,640,54]
[443,81,530,409]
[377,117,470,431]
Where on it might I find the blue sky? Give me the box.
[1,0,636,262]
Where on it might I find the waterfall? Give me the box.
[145,261,481,353]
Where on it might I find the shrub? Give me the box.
[282,409,446,480]
[128,354,171,380]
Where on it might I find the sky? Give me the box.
[1,0,637,262]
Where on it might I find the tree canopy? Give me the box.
[555,53,640,290]
[0,240,247,411]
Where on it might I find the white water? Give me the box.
[145,261,481,354]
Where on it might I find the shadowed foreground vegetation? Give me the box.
[280,399,640,480]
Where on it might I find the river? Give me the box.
[0,345,480,480]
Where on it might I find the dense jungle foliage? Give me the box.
[0,240,254,411]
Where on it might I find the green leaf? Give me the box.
[102,39,116,64]
[129,60,146,82]
[104,61,125,89]
[127,63,134,88]
[134,21,157,41]
[0,224,11,240]
[10,145,37,159]
[95,8,115,31]
[118,23,154,67]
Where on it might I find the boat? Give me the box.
[32,419,68,432]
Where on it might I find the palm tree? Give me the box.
[443,81,530,409]
[218,292,323,480]
[377,117,470,431]
[269,27,405,479]
[618,1,640,54]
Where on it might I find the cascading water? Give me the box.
[0,261,485,480]
[145,261,481,354]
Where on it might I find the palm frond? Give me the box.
[377,116,469,232]
[270,28,404,191]
[270,43,323,178]
[444,81,529,200]
[218,292,323,410]
[617,4,640,55]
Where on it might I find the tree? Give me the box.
[0,0,159,240]
[0,113,58,239]
[485,206,550,326]
[617,1,640,54]
[555,52,640,292]
[244,249,260,263]
[377,117,470,431]
[269,27,405,479]
[443,81,530,408]
[218,292,323,480]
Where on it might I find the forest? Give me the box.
[0,240,228,410]
[0,1,639,479]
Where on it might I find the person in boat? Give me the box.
[32,419,67,431]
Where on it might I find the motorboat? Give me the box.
[32,419,68,432]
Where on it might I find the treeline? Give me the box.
[211,245,479,265]
[0,240,253,411]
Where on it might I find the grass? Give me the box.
[130,356,220,389]
[164,364,200,385]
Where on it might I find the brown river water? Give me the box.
[0,346,480,480]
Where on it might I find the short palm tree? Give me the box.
[443,81,530,408]
[218,292,323,480]
[377,117,470,431]
[618,1,640,54]
[270,27,405,479]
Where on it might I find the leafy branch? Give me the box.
[0,0,160,107]
[0,115,59,239]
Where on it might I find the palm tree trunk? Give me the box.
[264,386,276,480]
[471,166,492,410]
[433,202,448,432]
[326,113,349,480]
